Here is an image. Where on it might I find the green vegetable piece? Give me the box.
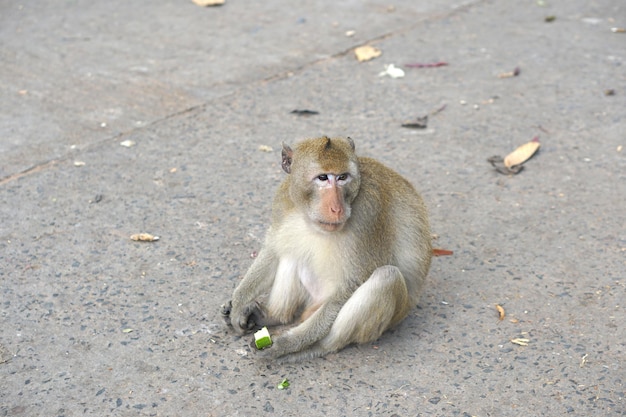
[277,379,290,390]
[254,326,272,350]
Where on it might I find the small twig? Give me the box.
[405,62,448,68]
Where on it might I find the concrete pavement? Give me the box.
[1,0,624,415]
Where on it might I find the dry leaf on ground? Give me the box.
[354,45,381,62]
[130,233,160,242]
[488,136,540,174]
[580,353,588,367]
[498,67,521,78]
[511,338,530,346]
[496,304,505,321]
[401,115,428,129]
[504,137,541,168]
[290,109,319,116]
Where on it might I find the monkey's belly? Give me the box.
[297,262,325,303]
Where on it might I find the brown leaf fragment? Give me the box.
[432,248,454,257]
[130,233,160,242]
[192,0,224,6]
[496,304,505,321]
[290,109,319,116]
[354,45,381,62]
[498,67,521,78]
[504,137,540,168]
[401,115,428,129]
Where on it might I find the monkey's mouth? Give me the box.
[317,221,345,232]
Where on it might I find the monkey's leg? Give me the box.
[327,265,411,345]
[279,265,411,362]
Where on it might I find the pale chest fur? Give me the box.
[271,213,345,303]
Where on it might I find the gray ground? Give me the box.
[1,0,624,416]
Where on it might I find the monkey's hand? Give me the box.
[228,300,265,334]
[251,331,311,361]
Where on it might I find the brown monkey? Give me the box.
[221,136,431,361]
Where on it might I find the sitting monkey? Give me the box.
[221,136,431,361]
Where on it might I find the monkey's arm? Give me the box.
[227,247,279,333]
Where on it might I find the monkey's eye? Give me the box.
[337,173,349,181]
[317,174,329,181]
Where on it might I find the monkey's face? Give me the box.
[306,170,358,232]
[286,137,361,233]
[292,158,360,233]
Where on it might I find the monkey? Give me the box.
[221,136,432,361]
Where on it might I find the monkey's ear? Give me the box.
[346,137,355,151]
[281,142,293,174]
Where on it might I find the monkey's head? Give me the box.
[281,136,361,233]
